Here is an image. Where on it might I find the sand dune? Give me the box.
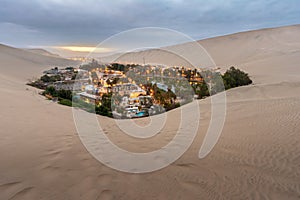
[0,25,300,199]
[109,24,300,66]
[107,24,300,84]
[23,48,60,58]
[201,24,300,66]
[0,44,78,81]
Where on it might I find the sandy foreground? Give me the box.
[0,25,300,200]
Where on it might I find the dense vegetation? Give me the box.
[43,86,73,106]
[95,93,113,117]
[191,66,252,97]
[43,86,114,117]
[192,81,210,99]
[80,59,139,74]
[40,74,61,82]
[222,66,253,89]
[44,86,73,100]
[146,83,180,111]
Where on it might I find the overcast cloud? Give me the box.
[0,0,299,48]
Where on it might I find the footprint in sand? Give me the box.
[8,187,34,200]
[97,189,113,200]
[0,182,34,200]
[0,182,21,198]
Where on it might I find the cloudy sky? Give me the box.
[0,0,299,56]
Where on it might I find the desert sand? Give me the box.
[22,48,60,58]
[0,25,300,200]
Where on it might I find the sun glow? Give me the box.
[58,46,114,53]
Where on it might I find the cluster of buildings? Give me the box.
[41,63,219,118]
[78,68,152,118]
[42,67,89,91]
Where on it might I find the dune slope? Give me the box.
[109,24,300,84]
[23,48,60,58]
[0,25,300,200]
[0,44,78,81]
